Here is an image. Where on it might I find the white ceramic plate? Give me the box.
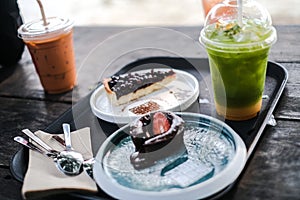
[93,112,247,200]
[90,69,199,124]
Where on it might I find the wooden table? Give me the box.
[0,25,299,200]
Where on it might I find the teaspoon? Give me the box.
[14,136,82,176]
[55,123,84,176]
[14,136,56,158]
[52,135,95,179]
[20,129,84,176]
[22,129,59,157]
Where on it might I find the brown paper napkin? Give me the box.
[22,127,98,199]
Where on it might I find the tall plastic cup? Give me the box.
[200,0,277,120]
[18,17,76,94]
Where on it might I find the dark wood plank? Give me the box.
[276,88,300,121]
[275,62,300,120]
[222,119,300,200]
[172,25,300,63]
[0,167,22,200]
[0,97,71,166]
[270,25,300,63]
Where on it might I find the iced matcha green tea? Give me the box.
[200,0,277,120]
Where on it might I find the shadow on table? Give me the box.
[0,63,19,83]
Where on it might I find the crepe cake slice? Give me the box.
[103,69,176,105]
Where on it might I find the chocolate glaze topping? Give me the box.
[129,111,186,170]
[108,69,175,99]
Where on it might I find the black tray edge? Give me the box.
[246,61,288,159]
[9,58,289,200]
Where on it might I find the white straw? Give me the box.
[36,0,48,26]
[237,0,243,26]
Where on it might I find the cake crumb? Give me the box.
[129,101,160,115]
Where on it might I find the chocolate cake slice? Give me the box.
[129,111,186,170]
[103,69,176,105]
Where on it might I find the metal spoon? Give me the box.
[14,135,88,175]
[55,123,84,176]
[14,136,85,177]
[22,128,83,176]
[82,158,95,179]
[52,135,95,179]
[14,136,56,158]
[22,129,59,157]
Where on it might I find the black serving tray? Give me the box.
[10,57,288,200]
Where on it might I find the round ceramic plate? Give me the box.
[93,112,247,200]
[90,69,199,124]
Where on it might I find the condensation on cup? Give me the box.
[18,17,77,94]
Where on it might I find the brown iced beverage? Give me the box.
[18,17,76,94]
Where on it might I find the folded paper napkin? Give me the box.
[22,127,98,199]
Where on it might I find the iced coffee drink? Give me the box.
[18,17,76,94]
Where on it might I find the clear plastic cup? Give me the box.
[18,17,76,94]
[200,0,277,120]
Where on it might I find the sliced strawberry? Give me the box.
[153,112,171,135]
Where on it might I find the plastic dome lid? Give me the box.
[200,0,277,51]
[205,0,272,28]
[18,17,73,41]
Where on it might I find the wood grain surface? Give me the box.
[0,25,299,200]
